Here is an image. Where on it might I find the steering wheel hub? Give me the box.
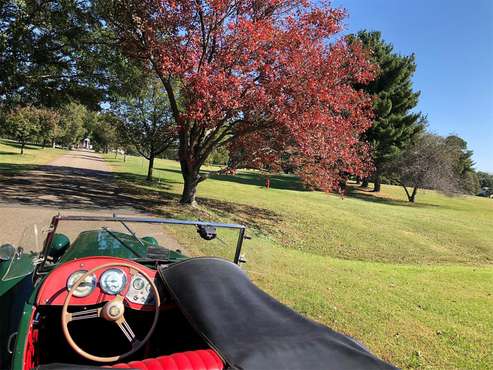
[102,300,125,321]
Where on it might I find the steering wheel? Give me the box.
[61,262,161,363]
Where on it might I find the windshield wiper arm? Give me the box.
[101,227,144,258]
[119,221,147,249]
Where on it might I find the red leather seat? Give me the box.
[106,349,224,370]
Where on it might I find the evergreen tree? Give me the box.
[445,135,480,194]
[349,31,425,191]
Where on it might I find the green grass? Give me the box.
[0,138,67,172]
[105,154,493,370]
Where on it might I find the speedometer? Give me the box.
[67,270,96,297]
[100,268,127,295]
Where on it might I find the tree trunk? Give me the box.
[401,185,418,202]
[181,173,199,205]
[409,187,418,203]
[20,141,25,155]
[373,175,381,192]
[355,176,361,185]
[147,154,155,181]
[361,178,369,187]
[373,169,382,192]
[180,160,200,205]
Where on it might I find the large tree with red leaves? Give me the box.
[100,0,375,204]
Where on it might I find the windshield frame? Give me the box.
[36,214,246,274]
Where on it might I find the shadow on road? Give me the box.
[0,163,163,211]
[0,161,284,234]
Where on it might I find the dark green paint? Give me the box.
[48,234,70,260]
[58,230,186,263]
[11,302,35,370]
[142,236,158,246]
[1,229,188,369]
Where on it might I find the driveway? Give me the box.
[0,150,180,250]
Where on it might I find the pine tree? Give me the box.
[349,31,425,192]
[445,135,480,194]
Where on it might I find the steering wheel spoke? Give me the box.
[67,307,102,322]
[116,317,137,343]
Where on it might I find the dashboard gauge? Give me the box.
[132,276,145,290]
[67,270,97,298]
[100,268,127,295]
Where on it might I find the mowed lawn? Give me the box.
[0,139,66,172]
[106,154,493,369]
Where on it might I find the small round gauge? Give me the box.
[100,268,127,295]
[132,276,145,290]
[67,270,97,298]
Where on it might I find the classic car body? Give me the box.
[0,214,397,370]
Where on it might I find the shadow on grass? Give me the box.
[116,170,284,233]
[0,151,24,156]
[154,166,307,192]
[0,139,45,151]
[197,196,283,234]
[346,185,440,208]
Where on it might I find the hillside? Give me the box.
[105,154,493,369]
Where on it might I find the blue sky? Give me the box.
[332,0,493,173]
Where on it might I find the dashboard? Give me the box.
[36,256,159,310]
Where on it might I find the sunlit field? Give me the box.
[0,139,66,173]
[105,154,493,369]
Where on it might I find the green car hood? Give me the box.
[58,230,184,263]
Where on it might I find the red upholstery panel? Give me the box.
[106,349,223,370]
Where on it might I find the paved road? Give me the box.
[0,150,180,251]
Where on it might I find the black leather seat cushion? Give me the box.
[159,257,398,370]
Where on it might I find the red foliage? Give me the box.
[110,0,376,199]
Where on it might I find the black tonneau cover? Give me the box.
[159,258,398,370]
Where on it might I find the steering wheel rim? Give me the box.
[61,262,161,363]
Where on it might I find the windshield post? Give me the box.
[36,215,60,275]
[233,227,246,264]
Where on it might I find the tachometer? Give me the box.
[100,268,127,295]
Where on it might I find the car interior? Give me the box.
[28,256,225,370]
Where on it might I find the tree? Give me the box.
[349,31,425,192]
[112,80,177,181]
[36,108,61,148]
[387,133,460,202]
[5,106,40,154]
[477,171,493,189]
[91,113,120,153]
[0,0,142,110]
[101,0,376,204]
[57,102,88,148]
[444,135,479,194]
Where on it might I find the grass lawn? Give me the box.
[0,138,67,172]
[105,154,493,369]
